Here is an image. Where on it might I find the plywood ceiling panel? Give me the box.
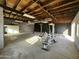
[6,0,17,8]
[16,0,31,11]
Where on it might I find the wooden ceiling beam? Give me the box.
[52,0,79,10]
[2,6,26,20]
[47,0,79,11]
[2,5,23,14]
[4,0,6,6]
[4,16,21,21]
[28,0,79,15]
[20,1,33,12]
[31,0,57,20]
[3,6,23,19]
[54,5,79,13]
[34,16,46,19]
[20,0,39,12]
[7,0,21,13]
[13,0,21,9]
[33,11,43,15]
[33,1,79,17]
[4,10,34,21]
[33,6,78,19]
[9,0,21,20]
[4,16,28,22]
[53,7,79,16]
[28,0,63,14]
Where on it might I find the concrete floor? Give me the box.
[0,33,79,59]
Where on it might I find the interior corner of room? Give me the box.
[0,0,79,59]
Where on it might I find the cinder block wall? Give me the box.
[19,22,34,34]
[0,7,4,49]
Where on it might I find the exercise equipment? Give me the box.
[41,23,56,51]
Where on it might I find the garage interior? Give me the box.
[0,0,79,59]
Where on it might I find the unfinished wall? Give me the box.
[19,22,34,34]
[0,7,4,49]
[71,12,79,49]
[55,24,71,35]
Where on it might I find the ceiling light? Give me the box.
[40,20,48,23]
[23,14,36,19]
[15,20,23,23]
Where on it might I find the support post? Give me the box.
[0,7,4,49]
[40,23,42,33]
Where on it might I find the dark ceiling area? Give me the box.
[0,0,79,24]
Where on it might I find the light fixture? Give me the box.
[40,20,48,23]
[23,13,36,19]
[15,20,23,23]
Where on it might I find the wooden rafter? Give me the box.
[4,8,35,21]
[9,0,21,20]
[28,0,79,15]
[13,0,21,9]
[4,17,27,22]
[47,0,79,11]
[54,5,79,13]
[2,0,79,23]
[30,1,79,16]
[20,1,33,12]
[31,0,57,20]
[33,11,43,15]
[4,0,6,6]
[28,0,63,14]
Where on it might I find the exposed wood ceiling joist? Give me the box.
[47,0,79,11]
[28,0,63,14]
[29,0,79,15]
[0,0,79,24]
[9,0,21,16]
[55,5,79,13]
[20,1,33,12]
[33,6,79,16]
[31,0,57,20]
[3,9,34,21]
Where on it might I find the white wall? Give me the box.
[71,23,76,39]
[19,22,34,34]
[5,25,19,34]
[71,12,79,49]
[0,7,4,49]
